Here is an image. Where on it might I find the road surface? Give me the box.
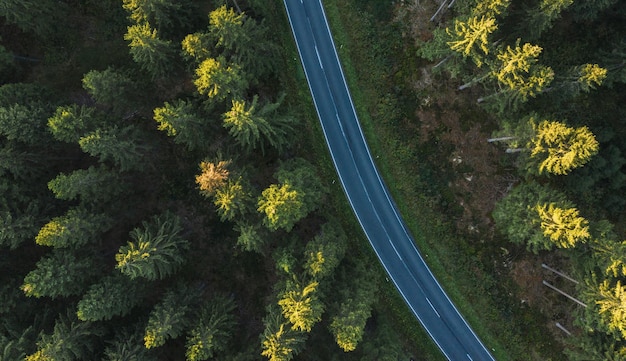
[283,1,497,360]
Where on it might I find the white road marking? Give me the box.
[426,297,440,317]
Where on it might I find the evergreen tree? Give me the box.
[122,0,190,31]
[185,296,237,361]
[35,207,112,248]
[214,177,252,222]
[0,0,59,37]
[25,312,103,361]
[48,104,103,144]
[194,57,247,101]
[257,184,304,232]
[329,262,379,352]
[76,273,146,321]
[21,250,99,298]
[103,327,158,361]
[526,0,574,39]
[274,158,326,214]
[304,221,347,280]
[222,95,294,153]
[0,204,40,249]
[196,159,231,197]
[529,120,599,175]
[260,308,306,361]
[153,99,209,151]
[79,126,150,171]
[116,211,189,280]
[82,68,138,113]
[144,285,202,349]
[446,16,497,67]
[181,32,212,62]
[535,203,590,249]
[48,166,124,204]
[234,221,266,253]
[278,280,323,333]
[0,103,53,145]
[491,41,554,100]
[124,22,176,80]
[492,182,572,253]
[595,279,626,339]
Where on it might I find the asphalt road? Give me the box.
[283,1,497,360]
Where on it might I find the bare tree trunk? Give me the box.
[487,136,516,143]
[433,55,451,69]
[430,0,449,22]
[231,0,242,13]
[543,280,587,307]
[505,148,523,153]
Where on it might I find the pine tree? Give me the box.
[526,0,574,39]
[47,104,102,143]
[181,32,212,62]
[260,308,306,361]
[0,204,40,249]
[304,221,347,279]
[124,22,175,80]
[257,184,304,232]
[185,296,237,361]
[596,279,626,339]
[194,57,247,101]
[278,280,323,333]
[25,312,103,361]
[491,41,554,100]
[79,126,150,171]
[116,211,189,280]
[214,177,252,222]
[144,285,202,349]
[222,95,294,153]
[153,99,209,151]
[196,159,231,197]
[535,203,590,249]
[76,273,146,321]
[446,16,498,67]
[0,103,53,145]
[21,250,99,298]
[48,165,124,204]
[529,120,599,175]
[35,207,112,248]
[122,0,190,31]
[103,327,158,361]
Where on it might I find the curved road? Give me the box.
[283,1,496,360]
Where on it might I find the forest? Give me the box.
[391,0,626,359]
[0,1,412,360]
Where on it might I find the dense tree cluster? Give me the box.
[413,0,626,357]
[0,1,405,360]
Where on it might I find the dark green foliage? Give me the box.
[260,306,307,361]
[103,327,158,361]
[79,126,151,171]
[124,23,176,80]
[153,99,210,151]
[77,273,146,321]
[115,211,189,280]
[234,221,266,253]
[82,68,138,113]
[185,295,237,361]
[143,285,202,349]
[303,221,347,280]
[492,182,571,253]
[328,262,379,352]
[222,94,295,153]
[48,166,125,204]
[0,204,40,249]
[0,0,61,37]
[25,312,103,361]
[0,103,53,145]
[21,250,100,298]
[48,104,103,144]
[35,207,113,248]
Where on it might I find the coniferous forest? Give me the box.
[0,1,408,360]
[3,0,626,360]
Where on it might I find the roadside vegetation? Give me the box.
[324,0,626,359]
